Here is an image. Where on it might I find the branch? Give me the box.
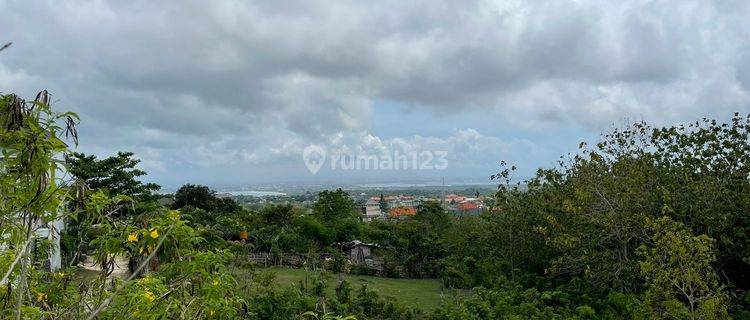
[0,230,35,285]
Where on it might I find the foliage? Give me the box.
[432,287,593,320]
[63,151,163,267]
[67,151,160,200]
[0,91,78,317]
[1,91,247,319]
[638,216,729,319]
[302,311,357,320]
[313,189,361,244]
[239,270,317,319]
[313,189,357,222]
[173,184,241,213]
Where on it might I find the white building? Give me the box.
[0,216,63,286]
[360,198,385,222]
[34,217,64,271]
[385,195,418,209]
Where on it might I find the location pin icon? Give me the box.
[302,145,326,175]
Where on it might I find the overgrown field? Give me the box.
[245,267,467,311]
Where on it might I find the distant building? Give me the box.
[381,195,418,209]
[445,197,484,216]
[360,198,385,222]
[36,217,64,271]
[388,206,417,218]
[457,201,482,216]
[1,215,64,285]
[444,193,467,203]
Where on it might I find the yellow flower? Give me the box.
[137,276,154,285]
[168,210,180,220]
[52,272,65,280]
[144,290,155,302]
[213,279,219,286]
[36,292,47,302]
[149,229,159,238]
[127,233,138,242]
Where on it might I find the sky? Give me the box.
[2,0,750,189]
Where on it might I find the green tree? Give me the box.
[173,184,217,211]
[67,151,160,200]
[172,183,241,213]
[64,152,161,265]
[539,123,669,293]
[314,189,357,222]
[649,114,750,292]
[415,201,451,232]
[258,203,297,227]
[312,189,361,244]
[639,216,729,319]
[379,193,387,213]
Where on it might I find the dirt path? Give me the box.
[79,255,130,279]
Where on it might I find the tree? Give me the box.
[415,201,451,232]
[64,151,160,265]
[311,189,361,245]
[539,123,678,293]
[538,116,750,296]
[638,216,729,319]
[259,203,297,227]
[172,184,240,213]
[173,184,216,210]
[379,193,388,213]
[67,151,160,199]
[650,114,750,291]
[313,189,357,222]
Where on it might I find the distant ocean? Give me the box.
[357,181,495,188]
[221,190,287,196]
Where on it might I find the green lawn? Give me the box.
[251,267,465,311]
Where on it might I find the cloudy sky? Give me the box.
[2,0,750,188]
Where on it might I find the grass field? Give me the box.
[250,267,465,311]
[74,265,464,312]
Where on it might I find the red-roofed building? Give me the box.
[388,206,416,218]
[449,200,483,216]
[445,194,467,203]
[457,202,479,211]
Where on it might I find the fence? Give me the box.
[244,252,384,272]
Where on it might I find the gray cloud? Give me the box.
[1,0,749,185]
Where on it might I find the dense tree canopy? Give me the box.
[67,151,160,199]
[173,183,241,213]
